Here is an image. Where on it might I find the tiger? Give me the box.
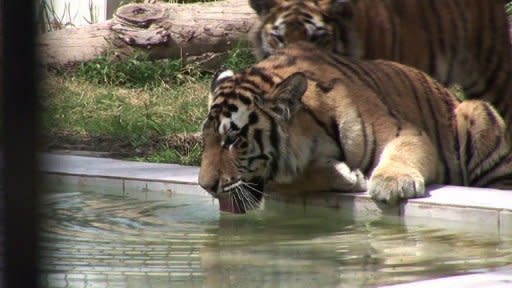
[248,0,512,137]
[198,42,512,214]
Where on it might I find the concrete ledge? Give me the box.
[40,153,199,184]
[381,266,512,288]
[41,154,206,201]
[40,153,512,235]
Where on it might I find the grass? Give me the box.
[223,42,258,72]
[41,42,256,165]
[73,52,205,89]
[41,75,207,141]
[132,144,203,165]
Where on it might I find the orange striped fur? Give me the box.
[198,43,512,212]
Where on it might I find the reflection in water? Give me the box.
[39,191,512,288]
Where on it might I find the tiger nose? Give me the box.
[199,180,219,196]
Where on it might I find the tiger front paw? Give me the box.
[368,170,426,205]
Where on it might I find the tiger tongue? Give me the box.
[218,197,246,214]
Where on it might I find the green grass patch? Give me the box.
[72,53,206,89]
[223,41,257,72]
[41,42,256,165]
[131,143,203,165]
[41,74,208,141]
[40,70,209,165]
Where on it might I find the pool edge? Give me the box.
[40,153,512,236]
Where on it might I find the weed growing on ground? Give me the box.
[72,52,206,88]
[223,41,257,72]
[131,142,203,165]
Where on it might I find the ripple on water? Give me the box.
[39,190,512,288]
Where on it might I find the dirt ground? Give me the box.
[42,131,202,159]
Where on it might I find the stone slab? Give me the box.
[381,267,512,288]
[40,154,199,184]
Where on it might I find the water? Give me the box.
[39,190,512,288]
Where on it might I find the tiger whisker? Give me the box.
[235,186,250,212]
[231,191,236,212]
[241,182,266,196]
[231,189,244,213]
[233,187,244,212]
[242,186,260,209]
[240,185,262,210]
[237,188,253,211]
[232,184,255,210]
[242,188,260,209]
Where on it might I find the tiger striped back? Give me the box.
[199,42,512,212]
[249,0,512,136]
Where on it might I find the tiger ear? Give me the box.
[249,0,278,17]
[209,69,234,106]
[210,69,234,93]
[267,72,308,121]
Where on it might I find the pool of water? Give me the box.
[39,190,512,288]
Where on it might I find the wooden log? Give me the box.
[38,0,257,68]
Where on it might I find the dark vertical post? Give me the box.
[2,0,40,287]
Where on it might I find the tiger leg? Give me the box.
[368,128,440,204]
[455,100,512,188]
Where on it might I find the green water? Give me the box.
[39,191,512,288]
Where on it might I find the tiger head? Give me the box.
[249,0,355,58]
[198,69,308,213]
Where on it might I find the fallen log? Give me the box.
[38,0,257,68]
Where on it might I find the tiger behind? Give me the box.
[198,42,512,213]
[249,0,512,137]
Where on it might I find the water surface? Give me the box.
[39,190,512,287]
